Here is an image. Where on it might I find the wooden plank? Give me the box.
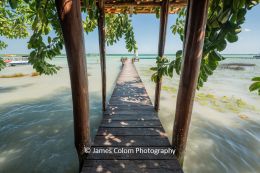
[93,136,170,147]
[105,110,156,115]
[97,127,166,136]
[98,0,106,111]
[100,120,162,128]
[85,147,176,160]
[109,98,152,102]
[107,101,152,106]
[112,89,148,93]
[82,160,183,173]
[106,105,154,112]
[103,114,159,121]
[172,0,210,165]
[55,0,90,165]
[106,104,154,108]
[82,167,182,173]
[83,159,182,169]
[82,59,182,172]
[112,90,148,95]
[110,95,150,98]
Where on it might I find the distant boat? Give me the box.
[253,54,260,59]
[2,56,29,66]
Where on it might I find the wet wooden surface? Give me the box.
[82,59,183,173]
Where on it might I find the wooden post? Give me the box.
[98,0,106,111]
[154,0,169,111]
[172,0,209,165]
[55,0,90,168]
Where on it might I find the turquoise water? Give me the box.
[0,55,260,173]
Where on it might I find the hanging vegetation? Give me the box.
[0,0,29,70]
[0,0,138,74]
[151,0,260,94]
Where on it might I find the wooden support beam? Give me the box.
[55,0,90,168]
[154,0,169,111]
[172,0,209,165]
[103,1,185,7]
[82,0,186,8]
[98,0,107,111]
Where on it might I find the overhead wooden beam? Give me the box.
[82,0,186,14]
[98,0,107,111]
[103,1,186,7]
[154,0,170,111]
[81,0,186,7]
[55,0,90,168]
[172,0,209,165]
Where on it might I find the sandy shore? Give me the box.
[0,65,71,105]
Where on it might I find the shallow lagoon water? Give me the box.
[0,55,260,173]
[135,57,260,173]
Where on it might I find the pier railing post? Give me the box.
[98,0,107,111]
[55,0,90,168]
[154,0,169,111]
[172,0,209,165]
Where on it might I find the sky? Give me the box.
[0,4,260,54]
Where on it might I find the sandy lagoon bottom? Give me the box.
[0,56,259,173]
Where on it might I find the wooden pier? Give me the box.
[82,59,183,172]
[56,0,209,167]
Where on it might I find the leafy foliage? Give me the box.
[105,14,137,52]
[0,0,138,74]
[0,0,29,70]
[0,41,7,50]
[0,58,6,69]
[151,0,259,90]
[83,16,98,34]
[83,13,138,53]
[26,0,64,75]
[151,56,173,82]
[0,0,63,74]
[249,77,260,95]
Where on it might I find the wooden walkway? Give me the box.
[82,60,183,173]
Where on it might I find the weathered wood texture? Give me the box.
[82,60,183,172]
[154,0,170,111]
[172,0,209,165]
[55,0,90,165]
[82,0,187,14]
[98,0,107,111]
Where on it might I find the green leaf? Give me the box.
[48,37,52,44]
[249,82,260,92]
[150,67,158,71]
[249,76,260,95]
[233,0,241,9]
[0,59,6,70]
[211,20,220,28]
[176,50,182,57]
[218,9,231,24]
[168,65,174,78]
[252,77,260,81]
[216,40,227,51]
[9,0,17,9]
[234,27,242,34]
[237,8,247,20]
[226,33,238,43]
[203,64,213,75]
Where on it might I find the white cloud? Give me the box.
[244,28,251,32]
